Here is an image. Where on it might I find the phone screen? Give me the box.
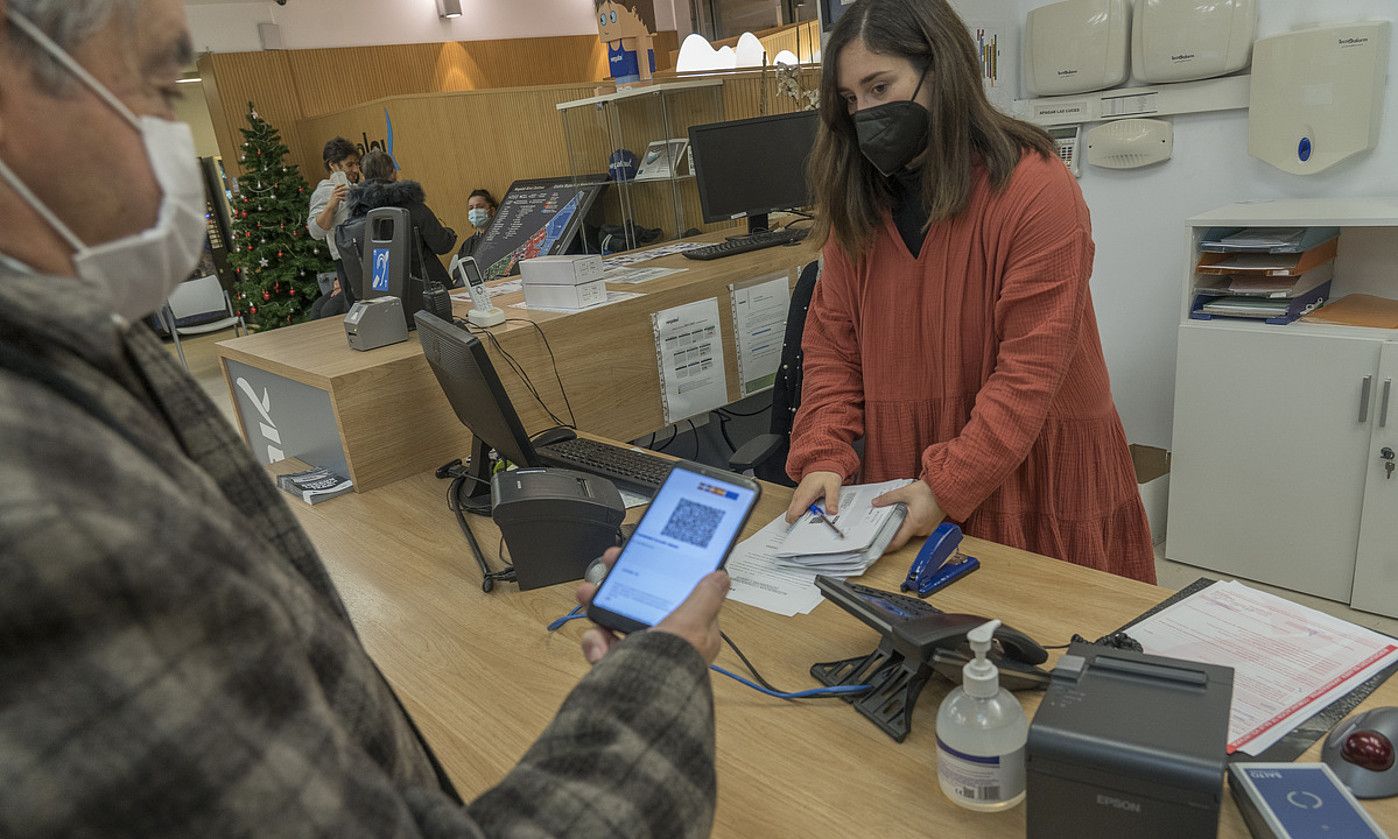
[460,257,485,287]
[591,465,759,629]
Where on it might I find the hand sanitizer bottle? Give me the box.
[935,619,1028,811]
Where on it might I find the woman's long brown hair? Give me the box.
[809,0,1056,264]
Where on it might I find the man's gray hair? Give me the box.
[6,0,136,92]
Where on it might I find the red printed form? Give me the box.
[1127,580,1398,755]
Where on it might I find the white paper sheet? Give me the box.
[777,479,911,557]
[651,298,729,425]
[725,516,826,617]
[729,274,791,397]
[607,266,688,285]
[509,290,641,314]
[1128,580,1398,755]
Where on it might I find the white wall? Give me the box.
[1016,0,1398,450]
[186,0,688,53]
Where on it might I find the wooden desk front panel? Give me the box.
[277,466,1398,837]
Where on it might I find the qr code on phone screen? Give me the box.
[661,499,724,548]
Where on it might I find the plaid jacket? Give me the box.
[0,269,716,837]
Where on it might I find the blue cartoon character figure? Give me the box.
[597,0,656,87]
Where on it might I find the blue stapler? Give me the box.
[901,522,980,598]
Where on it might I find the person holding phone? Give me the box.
[0,2,726,833]
[307,137,361,302]
[784,0,1154,583]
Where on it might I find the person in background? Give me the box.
[0,1,726,835]
[307,136,360,302]
[784,0,1155,583]
[310,272,347,320]
[346,149,457,289]
[458,187,497,259]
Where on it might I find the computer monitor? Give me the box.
[416,310,540,507]
[688,110,819,235]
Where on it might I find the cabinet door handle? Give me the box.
[1382,379,1392,428]
[1360,376,1373,423]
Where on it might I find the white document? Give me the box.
[730,273,791,398]
[1128,580,1398,756]
[607,266,688,285]
[509,290,641,314]
[777,479,912,557]
[726,516,827,617]
[651,298,729,425]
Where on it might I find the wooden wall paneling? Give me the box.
[207,52,310,180]
[288,44,439,119]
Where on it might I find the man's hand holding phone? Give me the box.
[574,547,729,665]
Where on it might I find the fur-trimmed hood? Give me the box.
[347,178,428,218]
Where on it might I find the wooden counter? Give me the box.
[279,463,1398,837]
[219,232,818,490]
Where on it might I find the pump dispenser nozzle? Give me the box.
[963,619,1002,698]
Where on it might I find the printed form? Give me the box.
[652,298,729,424]
[1128,580,1398,755]
[730,273,791,397]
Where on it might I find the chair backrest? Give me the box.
[166,275,226,321]
[755,258,820,485]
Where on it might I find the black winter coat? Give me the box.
[344,179,457,290]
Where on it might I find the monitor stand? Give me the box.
[746,213,770,235]
[459,435,494,515]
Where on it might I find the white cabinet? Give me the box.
[1352,341,1398,614]
[1169,326,1381,601]
[1167,199,1398,617]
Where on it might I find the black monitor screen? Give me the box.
[688,111,819,224]
[415,311,536,469]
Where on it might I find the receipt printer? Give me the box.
[491,468,625,590]
[1026,643,1234,839]
[344,296,408,351]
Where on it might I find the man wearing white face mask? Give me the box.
[0,2,723,836]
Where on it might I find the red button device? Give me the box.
[1342,730,1395,772]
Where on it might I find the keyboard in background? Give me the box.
[537,436,672,495]
[682,226,810,261]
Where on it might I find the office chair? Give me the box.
[728,258,821,486]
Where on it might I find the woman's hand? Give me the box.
[786,470,843,524]
[872,480,946,551]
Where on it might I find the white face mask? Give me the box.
[468,208,491,228]
[0,9,207,321]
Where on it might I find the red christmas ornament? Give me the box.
[289,287,297,296]
[244,231,251,239]
[246,244,253,252]
[262,291,270,301]
[249,305,257,315]
[277,250,283,258]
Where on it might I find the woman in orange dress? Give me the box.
[784,0,1155,582]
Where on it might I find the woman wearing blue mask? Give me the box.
[784,0,1154,583]
[458,188,497,259]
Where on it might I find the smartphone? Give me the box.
[587,461,761,634]
[329,170,350,188]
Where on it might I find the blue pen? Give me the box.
[807,503,846,539]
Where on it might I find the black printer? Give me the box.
[1026,643,1235,839]
[491,468,626,590]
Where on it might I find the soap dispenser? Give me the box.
[935,619,1028,811]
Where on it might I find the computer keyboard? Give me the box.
[537,437,673,494]
[848,583,944,621]
[682,226,810,260]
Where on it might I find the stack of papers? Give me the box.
[1128,580,1398,756]
[1217,228,1307,250]
[726,479,912,616]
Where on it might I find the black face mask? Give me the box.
[853,72,930,178]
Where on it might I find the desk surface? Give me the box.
[276,463,1397,837]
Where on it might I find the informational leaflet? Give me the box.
[651,298,729,425]
[601,241,708,272]
[607,266,688,285]
[1128,580,1398,755]
[729,273,791,397]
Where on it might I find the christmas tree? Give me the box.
[228,103,333,330]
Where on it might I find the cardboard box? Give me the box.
[1130,444,1170,545]
[523,278,607,310]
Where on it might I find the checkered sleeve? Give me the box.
[467,631,717,839]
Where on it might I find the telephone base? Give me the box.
[468,307,505,327]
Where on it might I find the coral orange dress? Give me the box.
[787,152,1155,582]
